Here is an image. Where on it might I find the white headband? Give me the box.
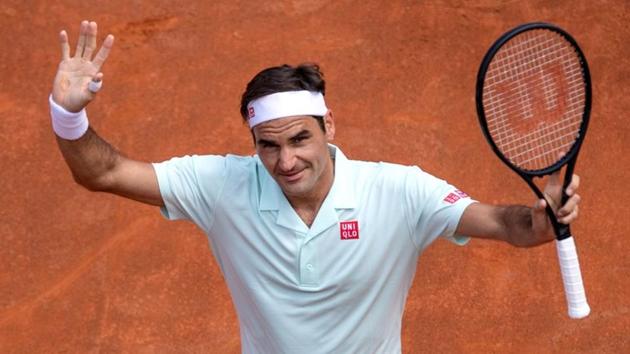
[246,90,328,128]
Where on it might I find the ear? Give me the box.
[324,110,335,141]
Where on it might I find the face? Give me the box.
[253,112,335,202]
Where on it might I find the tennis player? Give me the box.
[51,21,581,353]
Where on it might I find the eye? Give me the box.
[258,141,278,149]
[291,135,309,144]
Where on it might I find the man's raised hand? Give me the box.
[52,21,114,112]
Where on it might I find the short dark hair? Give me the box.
[240,63,326,131]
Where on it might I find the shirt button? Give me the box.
[306,264,314,271]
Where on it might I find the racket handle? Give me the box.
[556,236,590,319]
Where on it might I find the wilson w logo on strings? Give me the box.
[491,61,569,134]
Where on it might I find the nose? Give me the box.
[278,146,296,172]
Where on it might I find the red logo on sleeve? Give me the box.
[454,190,469,198]
[443,193,460,204]
[443,190,469,204]
[340,220,359,240]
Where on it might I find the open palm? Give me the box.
[52,21,114,112]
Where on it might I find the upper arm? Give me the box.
[55,130,164,207]
[455,203,507,242]
[151,154,230,224]
[102,156,164,206]
[403,166,477,248]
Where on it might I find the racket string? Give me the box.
[488,101,584,149]
[487,36,562,81]
[481,29,586,171]
[484,69,585,116]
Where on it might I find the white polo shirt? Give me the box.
[153,145,475,354]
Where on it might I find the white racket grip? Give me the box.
[556,236,590,319]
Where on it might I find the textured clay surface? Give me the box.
[1,1,629,352]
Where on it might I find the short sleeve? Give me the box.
[152,155,227,229]
[404,166,477,251]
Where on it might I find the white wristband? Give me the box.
[49,95,89,140]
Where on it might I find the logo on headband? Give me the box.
[246,91,327,128]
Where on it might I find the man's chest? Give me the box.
[208,205,417,292]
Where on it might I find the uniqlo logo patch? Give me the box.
[454,190,469,198]
[443,193,460,204]
[443,190,469,204]
[248,107,255,118]
[340,220,359,240]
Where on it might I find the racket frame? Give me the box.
[475,22,592,241]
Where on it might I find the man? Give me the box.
[51,21,580,353]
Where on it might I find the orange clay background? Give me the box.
[1,1,629,353]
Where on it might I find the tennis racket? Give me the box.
[475,22,591,319]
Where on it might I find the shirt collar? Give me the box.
[258,144,357,211]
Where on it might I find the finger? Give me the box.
[74,20,89,58]
[531,198,552,235]
[566,174,580,196]
[542,191,559,212]
[543,170,563,210]
[545,171,563,196]
[557,193,581,217]
[532,198,549,219]
[92,34,115,70]
[88,73,104,94]
[559,205,579,224]
[82,21,98,59]
[59,30,70,60]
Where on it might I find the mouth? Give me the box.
[279,169,305,183]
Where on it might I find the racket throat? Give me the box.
[554,223,571,240]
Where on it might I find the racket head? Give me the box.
[476,22,592,177]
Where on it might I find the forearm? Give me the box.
[498,205,554,247]
[55,127,122,191]
[458,203,555,247]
